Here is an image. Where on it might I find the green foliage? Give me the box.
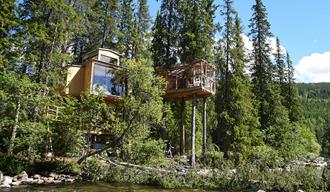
[200,145,225,168]
[297,83,330,157]
[81,157,108,181]
[123,139,165,165]
[0,153,29,175]
[215,1,263,165]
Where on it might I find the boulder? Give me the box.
[11,181,22,186]
[0,171,3,183]
[33,174,41,180]
[17,171,28,181]
[65,178,75,183]
[0,176,12,188]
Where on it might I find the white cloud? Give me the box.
[241,34,286,55]
[295,52,330,83]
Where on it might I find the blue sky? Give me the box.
[147,0,330,82]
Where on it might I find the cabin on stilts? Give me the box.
[63,48,124,149]
[157,60,216,168]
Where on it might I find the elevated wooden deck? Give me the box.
[164,85,214,100]
[157,60,216,100]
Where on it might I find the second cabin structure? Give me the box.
[157,60,216,100]
[157,60,216,168]
[64,48,124,102]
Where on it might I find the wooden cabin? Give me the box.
[63,48,124,102]
[157,60,216,100]
[157,59,216,167]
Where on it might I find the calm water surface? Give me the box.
[2,183,214,192]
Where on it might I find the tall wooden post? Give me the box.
[202,97,207,156]
[191,94,196,168]
[180,98,185,156]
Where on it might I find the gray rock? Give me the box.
[65,178,75,183]
[296,190,304,192]
[33,174,41,180]
[11,181,22,186]
[1,176,12,188]
[0,171,3,183]
[17,171,28,181]
[21,178,34,185]
[257,190,266,192]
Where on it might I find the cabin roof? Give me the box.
[82,48,123,58]
[156,59,216,77]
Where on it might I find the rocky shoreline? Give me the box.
[0,171,82,188]
[0,157,328,189]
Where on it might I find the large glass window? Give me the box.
[92,64,123,96]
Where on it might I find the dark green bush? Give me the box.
[0,153,30,175]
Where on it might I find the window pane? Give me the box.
[92,64,123,96]
[100,55,111,63]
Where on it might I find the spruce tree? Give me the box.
[274,37,286,84]
[284,52,302,122]
[248,0,291,150]
[215,0,236,153]
[151,0,180,67]
[151,11,167,67]
[0,0,19,70]
[84,0,120,50]
[216,1,262,163]
[118,0,135,58]
[137,0,151,41]
[274,37,286,101]
[20,0,80,82]
[179,0,217,63]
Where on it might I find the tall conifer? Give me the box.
[248,0,291,149]
[151,0,180,67]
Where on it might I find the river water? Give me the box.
[2,183,213,192]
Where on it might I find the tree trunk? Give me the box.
[8,99,21,155]
[180,98,185,156]
[191,94,196,168]
[202,97,207,156]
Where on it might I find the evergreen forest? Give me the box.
[0,0,329,191]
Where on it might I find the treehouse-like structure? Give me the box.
[158,60,216,100]
[157,60,216,168]
[63,48,124,102]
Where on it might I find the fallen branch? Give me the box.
[108,159,186,175]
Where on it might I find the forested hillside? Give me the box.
[297,83,330,157]
[0,0,329,191]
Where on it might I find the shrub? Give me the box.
[122,139,165,165]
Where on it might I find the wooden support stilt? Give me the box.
[202,97,207,156]
[180,98,185,156]
[191,94,196,168]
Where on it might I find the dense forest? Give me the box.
[0,0,329,190]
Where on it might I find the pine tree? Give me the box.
[0,0,19,70]
[136,0,151,41]
[151,0,180,67]
[118,0,135,58]
[274,37,285,84]
[249,0,276,130]
[215,0,236,153]
[84,0,120,50]
[151,11,167,67]
[179,0,217,63]
[248,0,292,150]
[274,37,286,102]
[20,0,81,82]
[284,52,302,122]
[216,1,262,164]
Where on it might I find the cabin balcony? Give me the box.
[157,60,216,100]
